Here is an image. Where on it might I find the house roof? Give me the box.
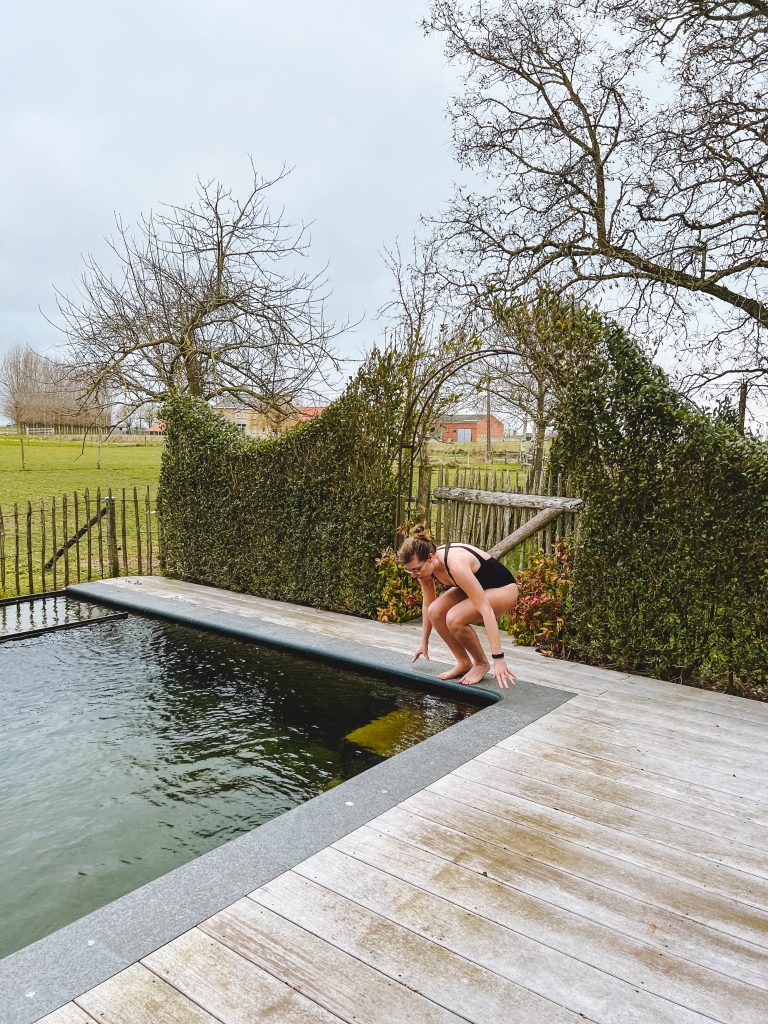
[442,412,501,424]
[298,406,326,420]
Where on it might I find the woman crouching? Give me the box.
[397,526,518,688]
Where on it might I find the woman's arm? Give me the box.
[413,577,436,663]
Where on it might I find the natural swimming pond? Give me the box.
[0,604,478,958]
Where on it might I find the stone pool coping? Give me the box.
[0,581,574,1024]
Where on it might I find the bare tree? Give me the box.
[379,236,481,518]
[0,345,39,427]
[53,165,343,422]
[0,344,110,430]
[425,1,768,399]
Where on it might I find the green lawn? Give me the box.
[0,435,163,509]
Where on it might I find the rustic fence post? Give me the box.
[0,504,5,594]
[133,486,143,575]
[14,503,21,595]
[74,492,81,583]
[85,489,93,580]
[145,486,153,575]
[39,499,46,593]
[107,489,120,578]
[62,494,70,587]
[51,496,58,590]
[121,488,129,575]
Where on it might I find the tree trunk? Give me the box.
[532,380,547,488]
[486,380,492,462]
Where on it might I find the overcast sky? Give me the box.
[0,1,459,367]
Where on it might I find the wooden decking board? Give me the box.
[518,715,767,804]
[431,773,768,910]
[502,734,768,827]
[477,744,768,851]
[570,690,768,743]
[394,791,768,948]
[35,1008,98,1024]
[141,928,346,1024]
[75,964,219,1024]
[201,899,470,1024]
[285,854,717,1024]
[610,675,768,723]
[364,810,768,992]
[460,754,768,874]
[28,579,768,1024]
[557,704,768,774]
[329,825,768,1023]
[248,875,581,1024]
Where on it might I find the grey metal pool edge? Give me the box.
[0,581,575,1024]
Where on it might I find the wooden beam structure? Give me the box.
[431,487,583,559]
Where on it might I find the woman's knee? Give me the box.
[428,601,446,626]
[445,606,466,631]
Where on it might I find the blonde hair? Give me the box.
[396,524,436,564]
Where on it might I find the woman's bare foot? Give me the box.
[438,662,472,680]
[460,661,490,686]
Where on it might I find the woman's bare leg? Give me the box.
[427,589,475,679]
[445,584,519,685]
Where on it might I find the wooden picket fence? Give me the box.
[421,464,580,569]
[0,487,160,598]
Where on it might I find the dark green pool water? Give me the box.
[0,608,477,958]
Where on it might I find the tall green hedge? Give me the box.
[551,323,768,689]
[158,350,407,616]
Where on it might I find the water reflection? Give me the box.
[0,614,476,957]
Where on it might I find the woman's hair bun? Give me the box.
[409,524,431,539]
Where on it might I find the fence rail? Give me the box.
[423,464,580,567]
[0,487,160,598]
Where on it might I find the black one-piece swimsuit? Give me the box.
[440,542,516,591]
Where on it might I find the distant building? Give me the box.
[147,420,165,435]
[440,413,504,443]
[297,406,327,422]
[213,400,327,437]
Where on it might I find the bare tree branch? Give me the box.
[52,164,344,422]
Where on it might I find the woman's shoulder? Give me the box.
[450,543,490,559]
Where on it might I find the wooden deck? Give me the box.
[39,579,768,1024]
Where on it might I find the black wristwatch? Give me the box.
[491,651,505,660]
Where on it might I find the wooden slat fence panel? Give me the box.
[0,489,161,598]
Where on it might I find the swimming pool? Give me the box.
[0,606,477,958]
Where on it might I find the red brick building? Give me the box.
[441,413,504,443]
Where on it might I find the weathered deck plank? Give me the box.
[285,854,716,1024]
[75,964,219,1024]
[329,826,768,1023]
[430,773,768,909]
[142,928,345,1024]
[393,791,768,947]
[364,810,768,990]
[501,734,768,826]
[477,743,768,850]
[459,755,768,875]
[201,899,470,1024]
[517,714,766,804]
[252,871,587,1024]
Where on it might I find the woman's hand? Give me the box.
[492,656,516,689]
[412,642,430,664]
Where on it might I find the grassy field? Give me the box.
[0,435,531,509]
[0,435,164,508]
